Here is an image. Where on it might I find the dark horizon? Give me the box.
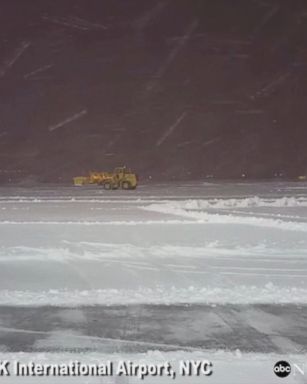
[1,0,307,183]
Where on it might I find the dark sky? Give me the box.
[0,0,307,182]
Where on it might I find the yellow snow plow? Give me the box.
[73,167,138,190]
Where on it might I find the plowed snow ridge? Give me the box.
[142,198,307,231]
[1,284,307,306]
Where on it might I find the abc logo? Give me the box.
[274,361,291,378]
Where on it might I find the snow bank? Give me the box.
[1,283,307,306]
[143,199,307,232]
[182,196,307,209]
[1,242,303,262]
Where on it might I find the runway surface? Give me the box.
[0,181,306,383]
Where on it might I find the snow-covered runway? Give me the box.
[1,182,307,305]
[0,181,307,382]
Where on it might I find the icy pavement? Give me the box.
[0,304,306,354]
[0,181,307,383]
